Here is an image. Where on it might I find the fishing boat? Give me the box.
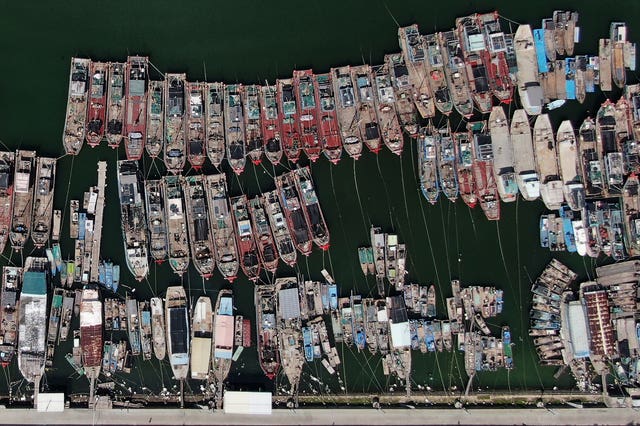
[513,25,543,116]
[18,257,48,388]
[292,70,321,162]
[542,18,556,62]
[230,195,261,281]
[183,175,215,278]
[123,56,148,160]
[615,98,637,174]
[351,65,382,154]
[397,25,436,118]
[58,290,73,343]
[0,266,21,366]
[489,106,517,203]
[453,132,477,208]
[165,286,189,380]
[370,225,386,289]
[63,57,90,155]
[106,62,125,149]
[275,277,304,396]
[205,82,226,167]
[31,157,56,248]
[116,160,149,281]
[358,247,369,275]
[212,289,234,394]
[0,152,14,253]
[502,326,513,369]
[422,32,454,116]
[331,66,362,159]
[469,121,500,221]
[350,294,366,352]
[533,114,564,210]
[150,297,166,361]
[552,11,567,57]
[254,284,280,379]
[611,22,628,89]
[275,171,312,256]
[80,286,102,381]
[622,173,640,257]
[163,175,190,276]
[596,99,624,195]
[372,63,403,155]
[144,179,168,263]
[456,15,493,114]
[248,196,279,273]
[126,297,141,356]
[185,82,206,169]
[438,30,475,118]
[578,117,603,197]
[625,84,640,142]
[575,56,587,104]
[259,84,283,165]
[138,301,152,360]
[314,73,343,164]
[477,11,514,103]
[510,109,540,201]
[10,150,36,251]
[557,120,585,211]
[293,166,330,250]
[191,296,212,380]
[145,81,164,158]
[224,84,247,174]
[385,234,399,289]
[243,84,264,165]
[204,174,239,282]
[262,190,297,267]
[599,38,613,92]
[85,61,108,147]
[418,124,439,204]
[164,73,187,174]
[276,78,302,163]
[437,121,458,202]
[386,53,419,138]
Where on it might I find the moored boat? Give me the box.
[513,25,543,116]
[248,196,279,273]
[477,11,514,103]
[277,78,302,163]
[31,157,56,248]
[224,84,247,174]
[164,73,187,174]
[534,114,564,210]
[243,84,264,165]
[578,117,603,197]
[10,150,36,251]
[275,277,304,396]
[398,25,437,118]
[386,53,419,138]
[438,30,475,118]
[331,66,362,159]
[488,106,517,203]
[293,166,330,251]
[314,73,342,164]
[372,63,403,155]
[204,174,239,282]
[165,285,189,380]
[293,70,322,162]
[116,160,149,281]
[80,286,102,379]
[469,121,500,221]
[144,179,168,263]
[123,56,148,160]
[275,171,312,256]
[611,22,628,89]
[422,33,454,115]
[255,284,280,379]
[262,190,297,267]
[622,173,640,257]
[436,121,458,202]
[211,289,234,393]
[0,266,21,366]
[145,81,164,158]
[456,15,493,114]
[351,65,382,153]
[510,109,540,201]
[625,84,640,142]
[599,38,613,92]
[63,58,90,155]
[205,82,226,167]
[230,195,261,281]
[596,99,624,195]
[183,175,215,278]
[191,296,212,380]
[163,175,190,276]
[106,62,126,149]
[259,84,283,165]
[150,297,166,361]
[453,131,477,208]
[418,124,439,204]
[557,120,585,211]
[85,61,108,147]
[186,82,206,169]
[0,152,14,253]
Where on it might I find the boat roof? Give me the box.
[278,287,300,320]
[22,272,46,295]
[218,296,233,315]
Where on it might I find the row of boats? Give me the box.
[62,14,633,170]
[116,161,329,281]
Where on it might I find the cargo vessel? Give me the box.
[557,120,585,211]
[293,70,322,162]
[184,175,215,278]
[243,84,264,165]
[145,81,164,158]
[0,266,21,366]
[224,84,247,174]
[262,190,297,267]
[63,57,90,155]
[205,82,226,167]
[190,296,212,380]
[165,286,189,381]
[230,195,261,281]
[277,78,302,163]
[144,179,168,263]
[31,157,56,248]
[116,160,149,281]
[85,61,108,147]
[351,65,382,153]
[164,73,187,174]
[534,114,564,210]
[123,56,148,160]
[186,82,206,169]
[275,171,312,256]
[10,150,36,251]
[331,66,362,159]
[314,73,342,164]
[163,175,190,276]
[398,25,437,117]
[248,196,279,273]
[255,285,279,379]
[294,166,330,250]
[510,109,540,201]
[372,63,403,155]
[488,106,517,203]
[259,84,283,165]
[204,174,239,282]
[106,62,125,149]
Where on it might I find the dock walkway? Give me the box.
[89,161,107,283]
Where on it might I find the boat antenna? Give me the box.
[383,2,400,28]
[203,60,208,82]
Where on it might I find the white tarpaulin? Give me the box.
[223,391,272,415]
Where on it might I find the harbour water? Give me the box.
[0,0,638,404]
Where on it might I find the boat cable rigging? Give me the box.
[374,154,396,231]
[351,158,370,235]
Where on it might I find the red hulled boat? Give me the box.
[230,195,261,281]
[248,196,279,273]
[275,171,313,256]
[276,78,302,163]
[124,56,148,160]
[313,73,342,164]
[477,11,514,103]
[293,166,330,251]
[85,61,108,147]
[260,85,283,165]
[468,121,500,220]
[293,70,322,162]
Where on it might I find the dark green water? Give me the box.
[0,0,639,403]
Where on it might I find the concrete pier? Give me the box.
[89,161,107,283]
